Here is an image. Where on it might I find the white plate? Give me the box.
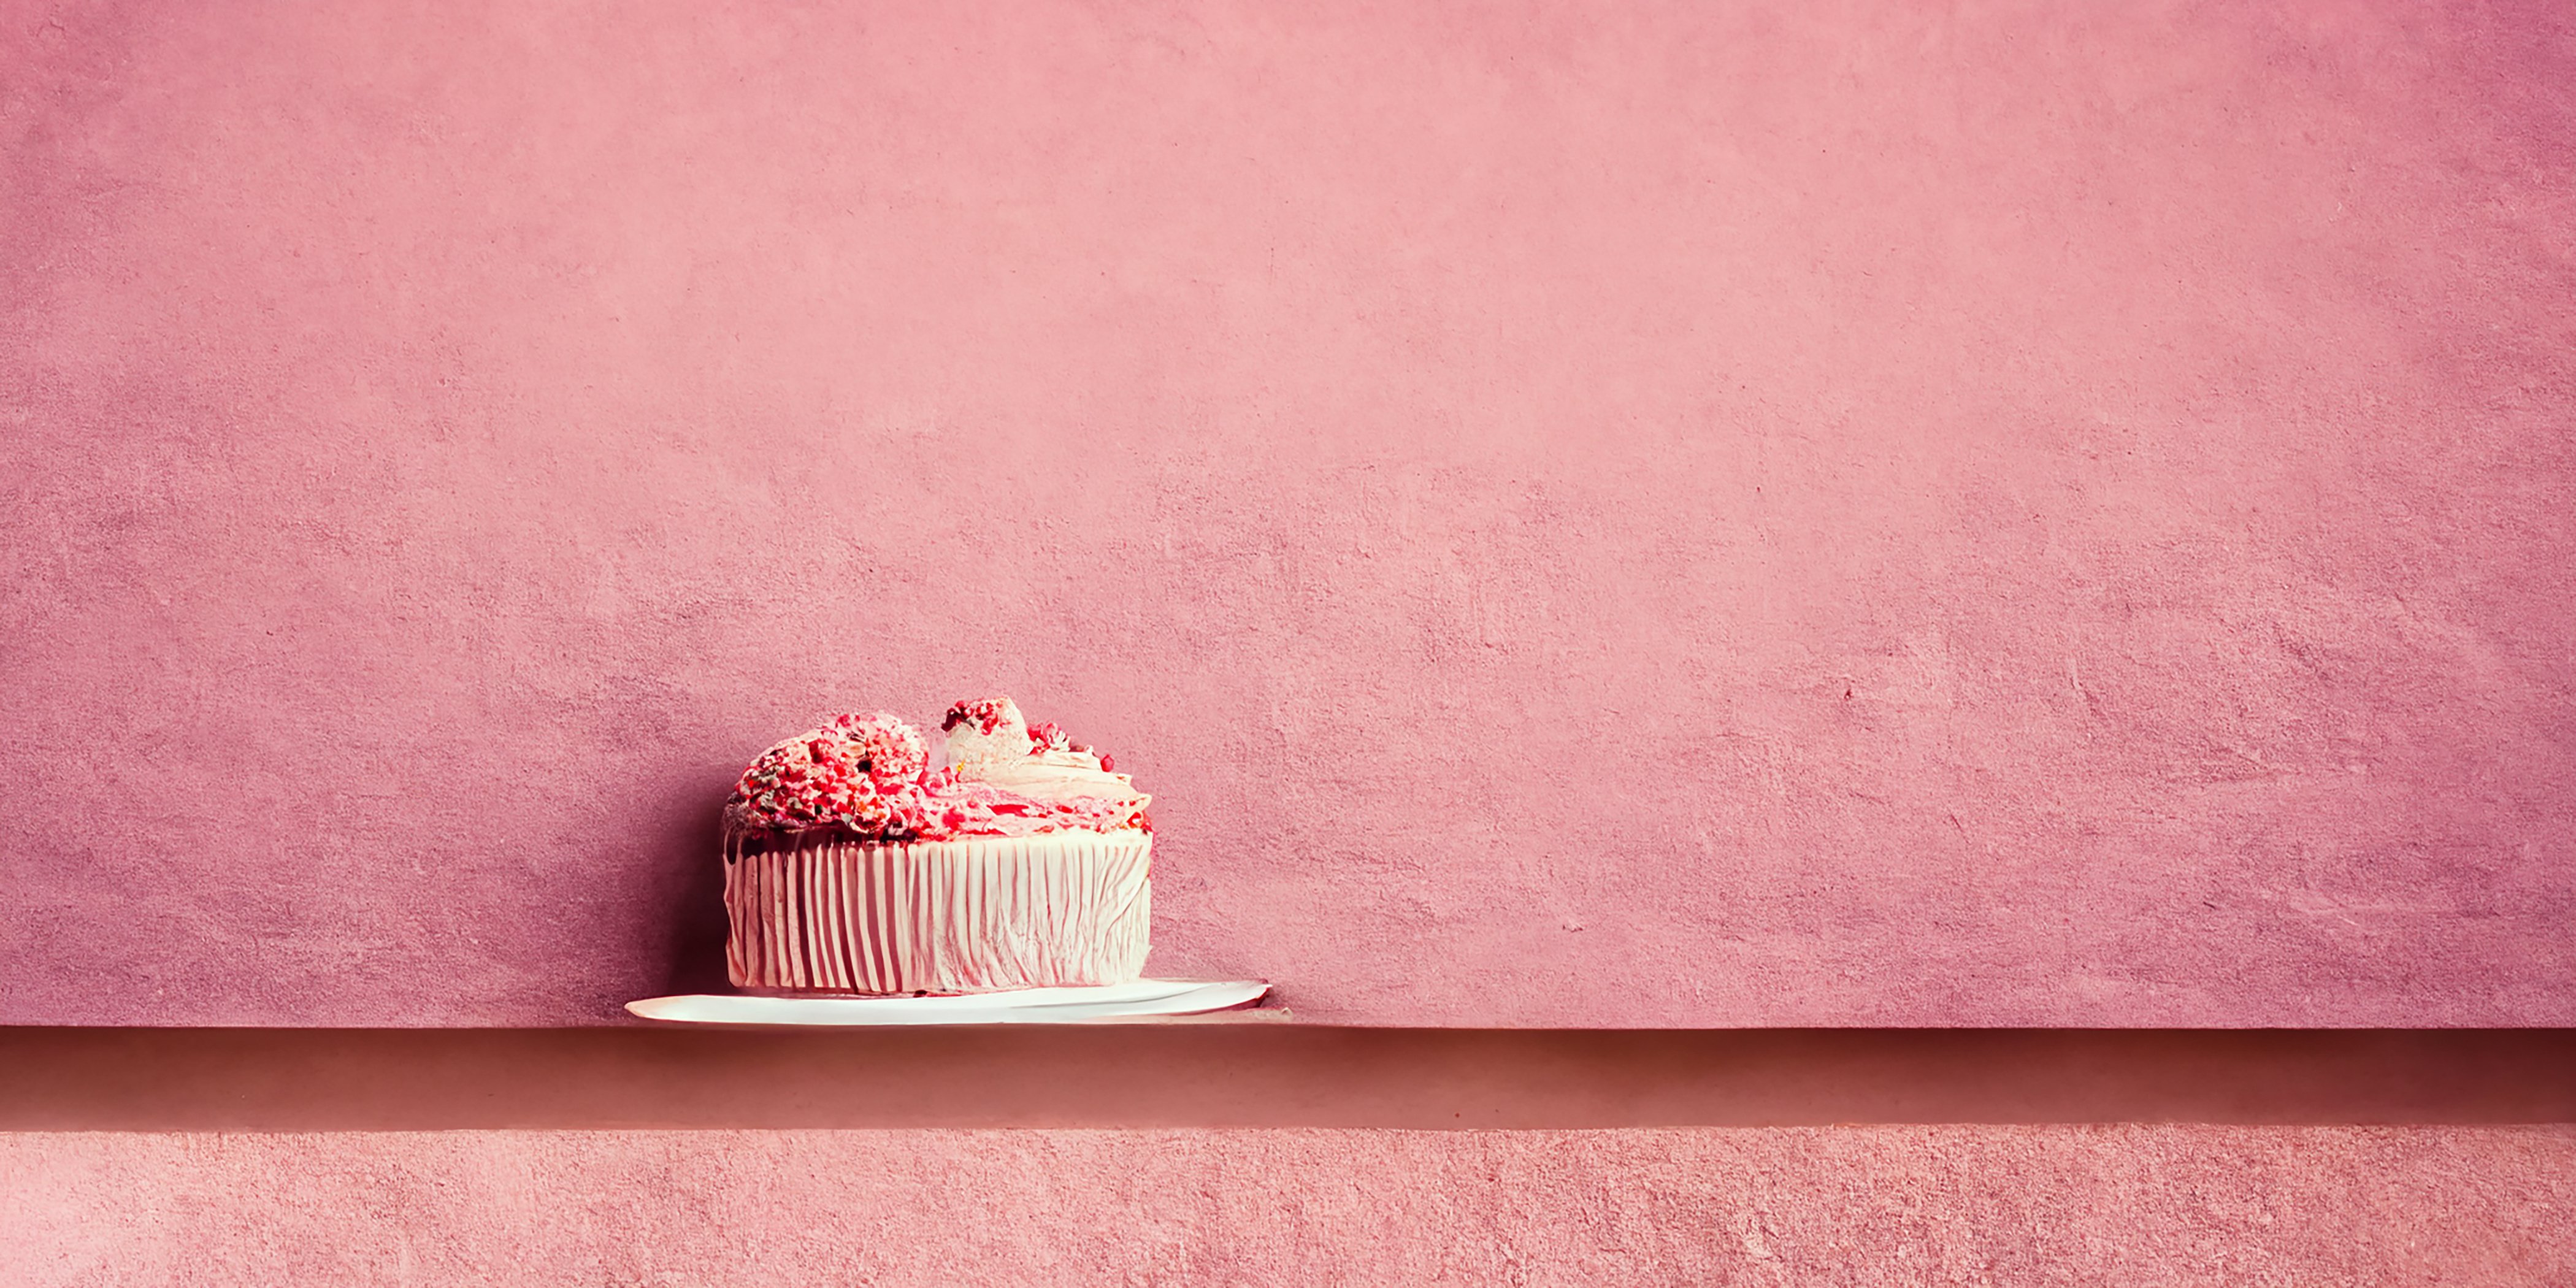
[626,979,1270,1026]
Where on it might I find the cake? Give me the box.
[720,697,1154,995]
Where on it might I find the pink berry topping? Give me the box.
[943,697,1018,735]
[729,711,927,835]
[827,710,927,782]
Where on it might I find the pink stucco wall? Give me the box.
[9,1129,2574,1284]
[6,1,2573,1025]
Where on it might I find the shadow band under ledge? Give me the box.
[2,1027,2569,1131]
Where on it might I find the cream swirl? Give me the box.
[940,695,1031,771]
[965,746,1150,813]
[940,695,1149,818]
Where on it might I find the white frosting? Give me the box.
[945,697,1149,811]
[943,697,1029,770]
[971,749,1150,809]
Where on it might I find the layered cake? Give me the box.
[721,697,1154,994]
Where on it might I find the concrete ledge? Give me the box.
[5,1027,2570,1129]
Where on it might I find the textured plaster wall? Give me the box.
[4,0,2574,1025]
[6,1129,2574,1286]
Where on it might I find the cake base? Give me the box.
[724,828,1152,995]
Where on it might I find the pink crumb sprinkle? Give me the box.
[941,697,1016,735]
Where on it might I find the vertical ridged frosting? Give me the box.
[723,826,1153,994]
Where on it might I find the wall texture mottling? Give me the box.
[6,1129,2573,1285]
[4,1,2572,1024]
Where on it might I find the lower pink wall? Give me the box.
[6,1,2573,1027]
[9,1129,2572,1284]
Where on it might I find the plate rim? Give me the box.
[624,979,1271,1027]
